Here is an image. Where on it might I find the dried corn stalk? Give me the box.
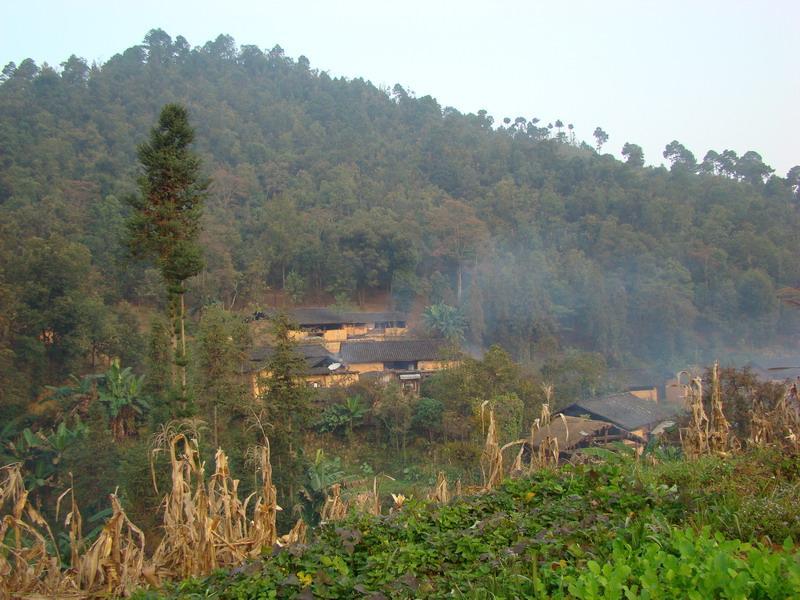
[708,362,737,454]
[321,483,348,523]
[528,403,561,472]
[351,477,381,516]
[248,442,279,556]
[429,472,450,504]
[0,463,65,597]
[151,434,279,579]
[748,395,774,448]
[76,494,146,596]
[680,375,709,459]
[480,410,503,490]
[278,518,307,546]
[769,386,800,452]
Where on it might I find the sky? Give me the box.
[2,0,798,174]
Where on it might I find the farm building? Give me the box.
[557,392,684,439]
[528,415,644,460]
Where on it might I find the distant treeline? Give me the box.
[2,29,800,407]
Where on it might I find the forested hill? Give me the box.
[2,30,799,404]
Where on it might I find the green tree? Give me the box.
[663,140,697,172]
[428,198,488,302]
[621,142,644,167]
[593,127,609,151]
[284,270,307,304]
[259,313,313,507]
[195,305,251,445]
[126,104,208,398]
[736,151,773,185]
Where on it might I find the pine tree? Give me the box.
[126,104,208,403]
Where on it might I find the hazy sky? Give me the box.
[2,0,798,174]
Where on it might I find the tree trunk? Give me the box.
[214,405,219,448]
[180,288,187,394]
[457,263,463,303]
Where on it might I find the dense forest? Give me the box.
[3,30,800,409]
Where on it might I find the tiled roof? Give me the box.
[264,308,406,326]
[340,339,445,363]
[558,393,684,431]
[529,415,639,451]
[245,343,344,374]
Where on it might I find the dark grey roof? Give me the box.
[246,343,344,374]
[265,308,406,326]
[744,359,800,381]
[558,393,684,431]
[340,339,445,363]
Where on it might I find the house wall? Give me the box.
[324,329,349,342]
[418,360,458,372]
[250,369,359,396]
[629,388,658,402]
[305,372,359,388]
[341,324,367,337]
[348,362,385,374]
[665,379,683,404]
[384,326,407,336]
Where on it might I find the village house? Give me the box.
[339,338,458,394]
[744,358,800,384]
[556,392,684,440]
[260,308,408,353]
[245,342,358,397]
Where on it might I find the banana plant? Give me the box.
[299,449,345,526]
[11,419,88,492]
[97,359,149,441]
[344,395,367,437]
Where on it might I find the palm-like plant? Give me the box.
[344,396,367,437]
[97,360,149,441]
[423,303,467,343]
[299,449,345,526]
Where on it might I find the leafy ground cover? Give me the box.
[135,450,800,599]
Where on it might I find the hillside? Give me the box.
[2,29,800,413]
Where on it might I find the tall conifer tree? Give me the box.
[126,104,208,402]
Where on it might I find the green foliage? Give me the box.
[314,396,366,437]
[479,392,524,443]
[259,313,314,508]
[146,451,800,599]
[125,103,208,399]
[97,359,148,419]
[11,418,88,492]
[423,345,540,435]
[423,303,467,343]
[299,449,345,526]
[2,30,800,407]
[411,397,444,440]
[284,270,306,304]
[315,404,352,435]
[194,304,251,425]
[126,104,207,282]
